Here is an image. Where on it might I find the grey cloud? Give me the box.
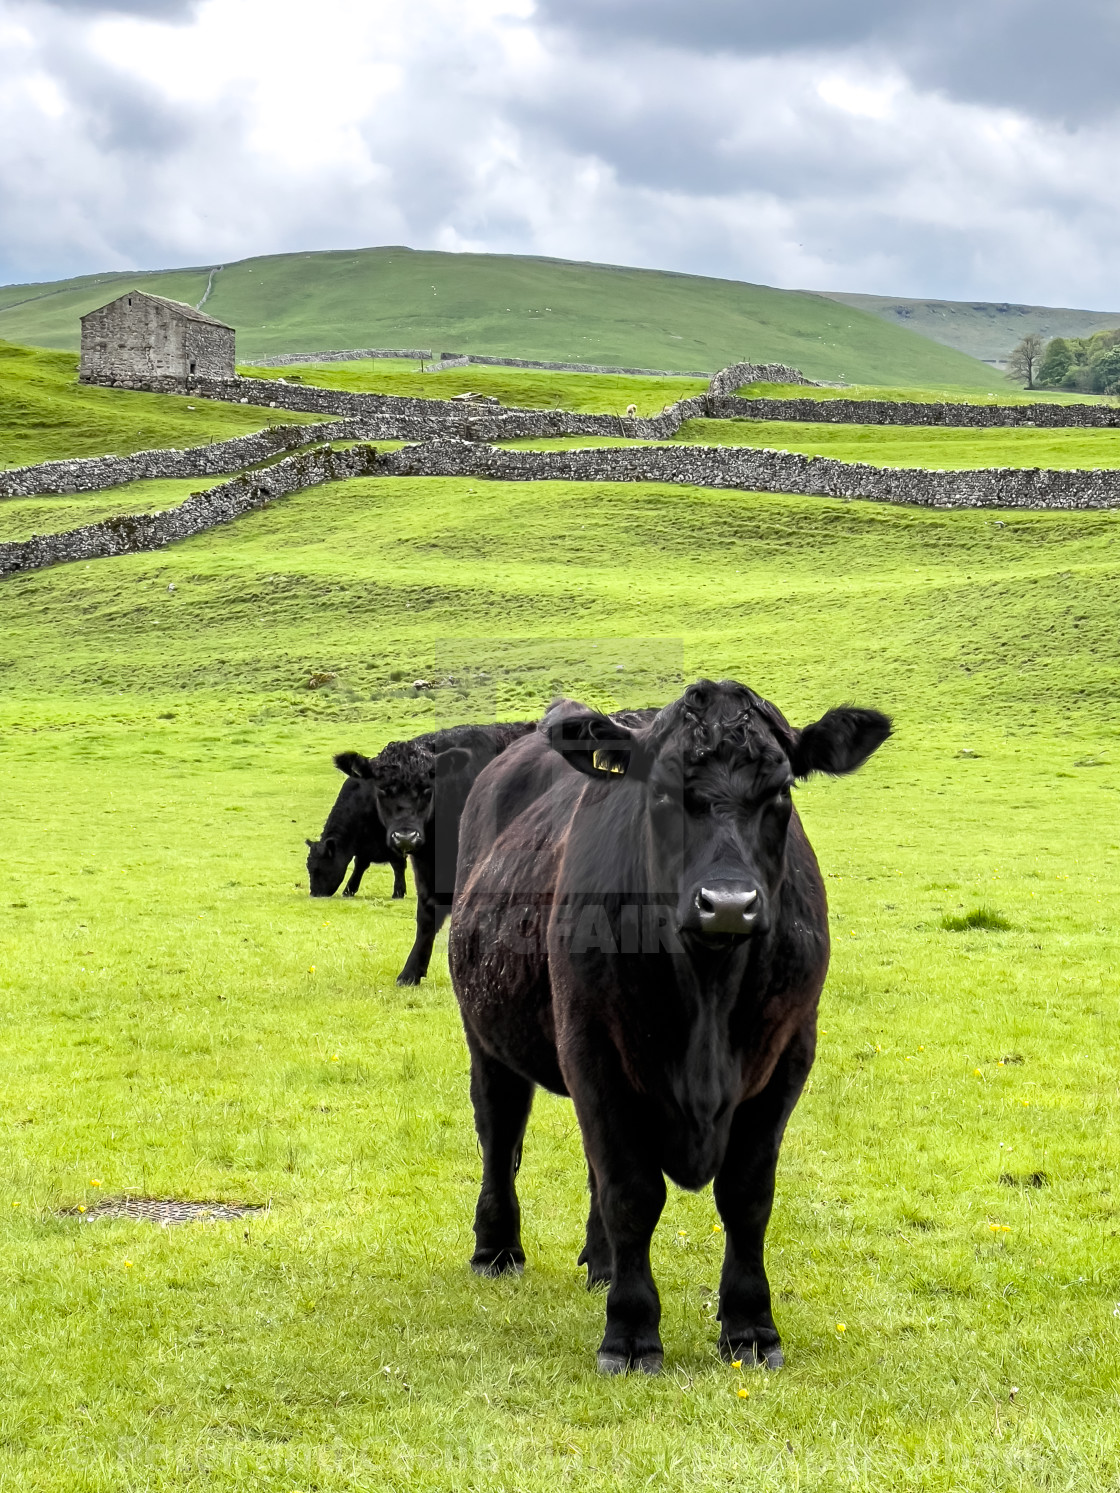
[533,0,1120,123]
[35,0,200,16]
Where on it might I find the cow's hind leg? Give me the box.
[713,1026,814,1369]
[577,1164,612,1287]
[467,1033,535,1276]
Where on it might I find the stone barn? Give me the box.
[79,291,235,384]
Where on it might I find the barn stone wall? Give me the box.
[5,436,1119,580]
[80,294,235,382]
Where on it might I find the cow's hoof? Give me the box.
[392,890,405,900]
[596,1351,662,1376]
[471,1250,524,1277]
[396,971,421,987]
[342,890,356,898]
[720,1336,783,1370]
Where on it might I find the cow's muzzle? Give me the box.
[390,829,423,853]
[691,883,759,937]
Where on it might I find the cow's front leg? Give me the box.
[713,1023,815,1369]
[343,854,370,897]
[396,861,449,985]
[571,1075,665,1373]
[389,852,407,899]
[465,1030,534,1276]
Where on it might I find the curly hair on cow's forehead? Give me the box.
[373,738,436,783]
[670,679,796,764]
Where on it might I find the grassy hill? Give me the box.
[822,291,1120,365]
[0,340,318,469]
[0,246,1006,389]
[0,462,1118,1488]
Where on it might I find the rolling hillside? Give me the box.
[0,247,1006,390]
[822,291,1120,365]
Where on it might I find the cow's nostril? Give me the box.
[694,886,760,935]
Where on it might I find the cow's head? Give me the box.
[547,680,890,948]
[305,755,374,896]
[306,832,348,897]
[363,740,471,855]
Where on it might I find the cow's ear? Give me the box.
[434,746,471,779]
[790,707,892,778]
[305,838,316,848]
[546,711,651,782]
[334,750,373,778]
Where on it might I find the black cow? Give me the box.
[448,681,890,1375]
[306,756,407,899]
[338,722,535,985]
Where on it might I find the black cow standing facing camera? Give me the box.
[449,680,891,1376]
[305,761,407,900]
[337,722,535,985]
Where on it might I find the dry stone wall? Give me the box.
[733,395,1120,428]
[6,436,1119,581]
[240,349,432,366]
[0,420,345,498]
[707,362,819,395]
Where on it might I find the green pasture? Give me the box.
[1,464,1119,1490]
[673,419,1120,470]
[0,342,319,469]
[738,381,1106,405]
[243,358,709,416]
[0,478,211,543]
[0,246,1004,388]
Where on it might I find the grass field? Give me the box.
[1,462,1119,1490]
[243,359,710,416]
[737,382,1107,406]
[0,477,212,543]
[0,342,319,469]
[673,420,1120,470]
[0,246,1006,389]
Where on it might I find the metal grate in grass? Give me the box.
[62,1197,267,1226]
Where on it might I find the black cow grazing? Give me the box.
[448,681,890,1375]
[306,756,407,900]
[339,722,535,985]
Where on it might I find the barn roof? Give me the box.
[81,291,234,330]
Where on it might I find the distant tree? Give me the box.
[1006,332,1046,389]
[1036,336,1073,388]
[1090,345,1120,395]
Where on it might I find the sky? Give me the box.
[1,0,1117,305]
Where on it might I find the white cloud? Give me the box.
[0,0,1118,308]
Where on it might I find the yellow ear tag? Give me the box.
[592,749,626,775]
